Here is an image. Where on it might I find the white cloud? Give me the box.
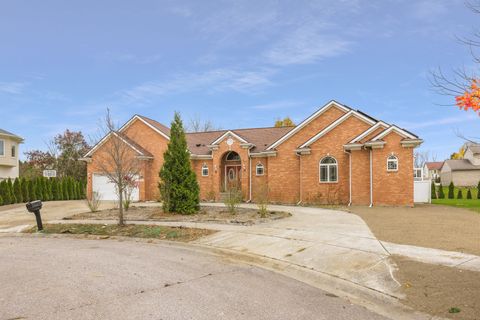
[249,100,301,110]
[398,113,478,129]
[0,82,27,94]
[263,22,351,66]
[121,68,275,103]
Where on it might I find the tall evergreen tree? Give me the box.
[13,178,23,203]
[7,178,16,204]
[28,179,37,201]
[159,112,200,214]
[51,178,59,200]
[58,178,64,200]
[0,181,10,205]
[477,181,480,199]
[448,182,455,199]
[21,178,29,202]
[467,188,473,199]
[438,185,445,199]
[62,178,69,200]
[431,181,437,200]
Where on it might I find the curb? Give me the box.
[0,232,444,320]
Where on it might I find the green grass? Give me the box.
[24,223,215,242]
[432,198,480,213]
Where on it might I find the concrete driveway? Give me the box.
[0,236,388,320]
[0,200,114,232]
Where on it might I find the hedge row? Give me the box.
[431,181,480,200]
[0,177,86,206]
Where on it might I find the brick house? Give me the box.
[83,100,422,206]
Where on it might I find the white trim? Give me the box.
[201,163,209,177]
[387,154,399,172]
[299,110,376,148]
[84,132,146,157]
[349,121,389,143]
[371,125,417,141]
[319,156,338,183]
[255,163,265,176]
[190,154,213,160]
[211,131,248,145]
[119,115,170,141]
[250,151,277,158]
[369,149,373,207]
[266,100,349,151]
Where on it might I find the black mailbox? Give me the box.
[26,200,43,231]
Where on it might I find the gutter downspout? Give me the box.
[248,150,252,203]
[296,152,302,205]
[344,149,352,206]
[369,148,373,207]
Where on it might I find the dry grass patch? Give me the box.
[393,256,480,320]
[348,204,480,256]
[24,223,215,242]
[67,205,291,226]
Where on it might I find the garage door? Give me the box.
[92,174,140,201]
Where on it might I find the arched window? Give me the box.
[387,155,398,172]
[256,163,265,176]
[226,151,240,161]
[319,156,338,182]
[201,163,209,176]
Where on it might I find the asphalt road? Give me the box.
[0,236,388,320]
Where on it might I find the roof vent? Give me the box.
[196,143,201,147]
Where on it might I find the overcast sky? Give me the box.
[1,0,479,160]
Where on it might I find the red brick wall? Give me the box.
[372,132,414,206]
[122,119,169,201]
[268,106,347,203]
[192,159,215,201]
[251,157,268,202]
[301,116,371,204]
[351,150,371,205]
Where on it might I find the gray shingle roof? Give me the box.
[444,159,480,171]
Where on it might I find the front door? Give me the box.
[225,165,241,190]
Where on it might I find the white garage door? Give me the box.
[92,174,140,201]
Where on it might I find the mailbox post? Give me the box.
[26,200,43,231]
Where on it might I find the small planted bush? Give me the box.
[438,186,445,199]
[457,189,463,199]
[448,182,455,199]
[467,189,472,199]
[431,181,437,200]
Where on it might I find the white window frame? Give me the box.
[225,151,240,161]
[413,168,423,181]
[11,144,16,158]
[0,139,4,157]
[319,156,338,183]
[387,155,399,172]
[256,163,265,176]
[201,164,209,177]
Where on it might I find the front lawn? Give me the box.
[24,223,215,242]
[432,198,480,213]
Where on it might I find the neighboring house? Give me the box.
[82,100,423,206]
[424,161,444,181]
[0,129,23,180]
[441,143,480,187]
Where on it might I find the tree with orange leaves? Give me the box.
[456,79,480,115]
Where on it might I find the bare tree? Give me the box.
[430,1,480,101]
[94,109,141,225]
[186,114,221,132]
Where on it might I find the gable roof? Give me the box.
[444,159,480,171]
[349,121,389,144]
[0,128,23,142]
[210,130,248,145]
[84,131,153,158]
[266,100,350,151]
[120,115,170,140]
[425,161,444,170]
[370,125,418,141]
[299,110,377,148]
[466,143,480,155]
[186,126,293,155]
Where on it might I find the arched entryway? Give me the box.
[221,151,242,191]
